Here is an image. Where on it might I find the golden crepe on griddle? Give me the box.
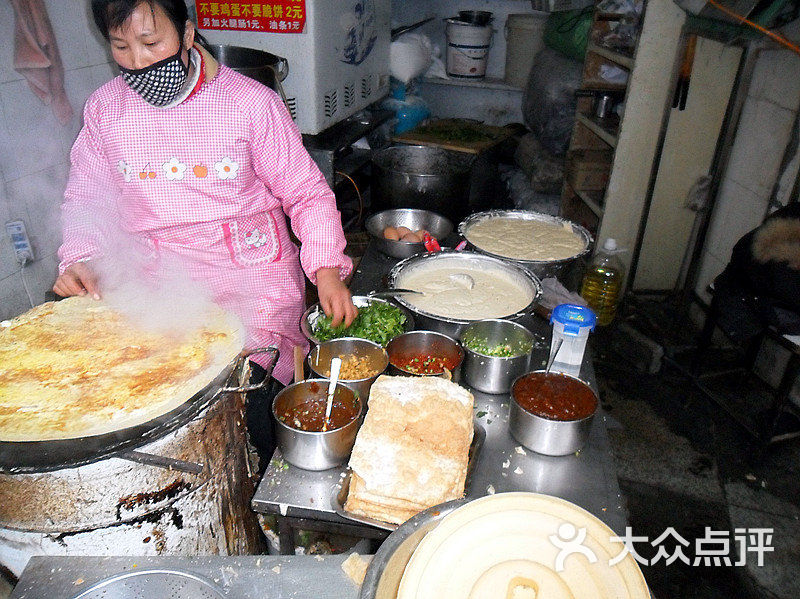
[345,375,474,525]
[0,296,243,441]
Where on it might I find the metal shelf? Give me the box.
[420,76,523,92]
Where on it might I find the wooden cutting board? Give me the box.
[393,119,513,154]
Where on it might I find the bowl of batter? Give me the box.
[387,250,542,339]
[458,210,593,288]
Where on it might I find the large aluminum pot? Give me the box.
[459,210,593,289]
[207,44,288,91]
[272,379,362,471]
[509,370,598,456]
[371,145,474,223]
[387,250,542,339]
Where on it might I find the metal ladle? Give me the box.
[322,357,341,432]
[367,288,424,299]
[449,273,475,289]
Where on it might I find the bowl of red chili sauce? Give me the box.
[272,379,362,470]
[509,371,598,456]
[385,330,464,381]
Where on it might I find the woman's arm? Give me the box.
[250,87,356,326]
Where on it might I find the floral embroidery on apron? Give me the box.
[163,157,187,180]
[222,211,281,266]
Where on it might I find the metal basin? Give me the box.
[459,210,593,289]
[387,250,542,339]
[371,145,474,223]
[272,379,362,470]
[460,319,535,394]
[301,296,415,346]
[72,569,225,599]
[509,370,598,456]
[365,209,453,259]
[307,337,388,401]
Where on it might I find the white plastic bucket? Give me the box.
[445,19,493,79]
[504,12,548,87]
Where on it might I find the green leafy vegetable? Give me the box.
[312,301,406,346]
[462,332,532,358]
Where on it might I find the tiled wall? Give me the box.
[694,24,800,301]
[0,1,116,321]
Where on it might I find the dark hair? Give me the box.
[91,0,188,40]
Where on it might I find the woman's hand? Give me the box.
[316,267,357,328]
[53,262,101,299]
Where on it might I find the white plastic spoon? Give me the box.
[322,357,342,432]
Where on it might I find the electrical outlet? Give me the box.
[5,220,34,264]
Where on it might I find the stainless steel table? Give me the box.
[9,555,361,598]
[251,241,629,554]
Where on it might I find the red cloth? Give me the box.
[10,0,73,124]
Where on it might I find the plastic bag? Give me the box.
[543,8,593,61]
[522,48,583,156]
[390,33,433,84]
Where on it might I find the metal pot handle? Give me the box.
[219,346,280,393]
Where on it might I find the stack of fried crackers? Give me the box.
[345,375,475,525]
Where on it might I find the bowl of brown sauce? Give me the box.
[509,371,598,456]
[272,379,362,470]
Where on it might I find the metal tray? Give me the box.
[0,347,278,474]
[330,421,485,531]
[71,568,226,599]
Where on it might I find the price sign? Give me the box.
[195,1,306,33]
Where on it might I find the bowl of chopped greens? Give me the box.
[460,319,536,394]
[301,296,415,346]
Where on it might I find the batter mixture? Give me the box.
[466,217,585,261]
[397,263,533,320]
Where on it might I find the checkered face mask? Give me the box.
[119,46,188,107]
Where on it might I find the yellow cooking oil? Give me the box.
[580,238,624,326]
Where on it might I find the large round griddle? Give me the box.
[0,347,278,474]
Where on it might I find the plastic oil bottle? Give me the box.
[580,238,625,326]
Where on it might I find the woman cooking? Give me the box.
[54,0,357,457]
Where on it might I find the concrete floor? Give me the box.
[594,297,800,599]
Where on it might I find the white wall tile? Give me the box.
[6,165,69,261]
[750,49,800,112]
[0,272,34,320]
[0,79,71,180]
[61,66,101,149]
[25,250,59,305]
[89,62,118,91]
[0,2,23,85]
[704,177,766,264]
[725,98,796,198]
[45,0,97,71]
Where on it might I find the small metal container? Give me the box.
[365,209,454,259]
[460,319,535,394]
[509,370,597,456]
[385,330,464,382]
[307,337,388,401]
[272,379,362,471]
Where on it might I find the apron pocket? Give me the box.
[222,212,281,267]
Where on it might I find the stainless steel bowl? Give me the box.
[509,370,598,456]
[307,337,388,401]
[387,250,543,339]
[459,210,593,289]
[385,330,464,382]
[272,379,362,470]
[460,319,535,394]
[301,296,415,346]
[365,209,454,259]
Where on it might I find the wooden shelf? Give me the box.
[576,113,618,148]
[571,184,605,217]
[587,43,635,69]
[420,76,523,92]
